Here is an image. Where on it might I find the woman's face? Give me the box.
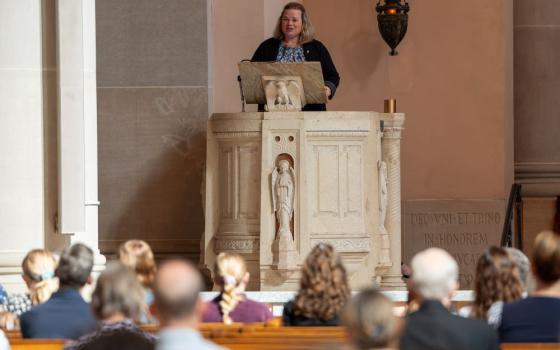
[281,9,303,41]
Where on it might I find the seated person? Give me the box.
[64,262,155,350]
[461,246,523,328]
[1,249,58,325]
[282,244,350,326]
[202,252,272,323]
[499,231,560,343]
[342,288,401,350]
[154,260,225,350]
[0,330,7,350]
[20,243,97,339]
[399,248,499,350]
[118,239,157,323]
[505,247,532,294]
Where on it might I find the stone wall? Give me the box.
[96,0,209,260]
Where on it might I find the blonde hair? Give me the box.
[343,288,399,349]
[273,2,315,44]
[118,240,156,288]
[214,253,247,324]
[22,249,59,305]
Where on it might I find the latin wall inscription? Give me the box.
[403,200,504,289]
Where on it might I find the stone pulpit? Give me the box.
[202,63,405,290]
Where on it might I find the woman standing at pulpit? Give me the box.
[251,2,340,111]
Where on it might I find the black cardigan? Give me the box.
[251,38,340,111]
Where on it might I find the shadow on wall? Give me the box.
[98,88,208,262]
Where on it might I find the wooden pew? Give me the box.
[7,324,560,350]
[9,339,64,350]
[501,344,560,350]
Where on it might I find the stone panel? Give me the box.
[98,87,208,253]
[514,27,560,163]
[96,0,207,87]
[402,200,504,289]
[514,0,560,26]
[522,197,557,258]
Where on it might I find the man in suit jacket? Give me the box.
[400,248,500,350]
[21,243,97,339]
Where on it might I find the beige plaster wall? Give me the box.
[211,0,296,113]
[303,0,514,200]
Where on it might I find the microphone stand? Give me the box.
[237,75,245,112]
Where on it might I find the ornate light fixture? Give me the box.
[375,0,410,56]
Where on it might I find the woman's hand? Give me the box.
[324,86,332,101]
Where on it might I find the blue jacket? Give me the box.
[20,288,97,339]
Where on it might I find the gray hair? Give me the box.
[505,247,530,290]
[55,243,93,289]
[411,248,458,300]
[91,262,144,321]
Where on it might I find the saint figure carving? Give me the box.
[378,160,388,232]
[271,160,295,239]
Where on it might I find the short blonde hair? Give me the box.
[22,249,59,305]
[214,253,248,324]
[118,240,156,288]
[273,2,315,44]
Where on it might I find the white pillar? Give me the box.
[57,0,104,267]
[380,113,406,289]
[0,0,53,292]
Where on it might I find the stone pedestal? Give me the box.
[203,111,405,290]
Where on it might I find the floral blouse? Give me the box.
[276,45,306,63]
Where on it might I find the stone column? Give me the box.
[0,0,49,292]
[57,0,105,267]
[380,113,406,289]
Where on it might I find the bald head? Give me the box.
[411,248,458,301]
[154,260,202,321]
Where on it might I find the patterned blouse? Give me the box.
[276,44,306,63]
[1,293,32,317]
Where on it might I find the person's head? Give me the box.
[472,246,523,319]
[21,249,59,305]
[117,240,156,289]
[153,260,203,326]
[71,330,154,350]
[410,248,458,303]
[531,230,560,288]
[91,262,144,322]
[342,288,400,350]
[55,243,94,289]
[295,243,350,321]
[273,2,315,44]
[213,253,249,324]
[505,247,531,291]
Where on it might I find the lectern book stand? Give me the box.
[238,61,326,111]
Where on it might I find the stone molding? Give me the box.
[310,238,371,252]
